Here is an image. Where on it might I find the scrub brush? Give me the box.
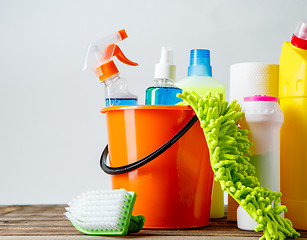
[177,91,300,240]
[65,188,145,235]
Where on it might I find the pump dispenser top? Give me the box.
[154,47,176,80]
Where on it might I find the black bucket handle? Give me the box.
[100,114,198,175]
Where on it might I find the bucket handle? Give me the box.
[100,114,198,175]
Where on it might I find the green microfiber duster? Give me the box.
[177,91,300,240]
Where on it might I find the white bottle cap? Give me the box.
[154,47,176,80]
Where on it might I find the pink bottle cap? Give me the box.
[244,95,278,102]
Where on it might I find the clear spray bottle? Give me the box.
[83,29,138,107]
[145,47,182,105]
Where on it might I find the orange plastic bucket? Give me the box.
[101,105,214,229]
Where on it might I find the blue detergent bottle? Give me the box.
[145,47,182,105]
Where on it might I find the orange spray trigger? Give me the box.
[112,45,138,66]
[118,29,128,40]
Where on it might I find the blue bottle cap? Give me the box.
[187,49,212,77]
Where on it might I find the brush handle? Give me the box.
[128,215,145,233]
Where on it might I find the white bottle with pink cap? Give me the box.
[237,95,284,231]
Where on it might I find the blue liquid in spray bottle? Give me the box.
[104,72,138,107]
[106,98,137,106]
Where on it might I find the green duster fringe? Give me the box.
[177,91,299,240]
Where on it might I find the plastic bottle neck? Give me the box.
[188,66,212,77]
[102,73,120,87]
[153,78,176,87]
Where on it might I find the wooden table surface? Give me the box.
[0,205,306,240]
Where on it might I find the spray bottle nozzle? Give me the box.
[154,47,176,80]
[106,44,138,66]
[83,29,138,81]
[159,47,173,64]
[95,44,138,81]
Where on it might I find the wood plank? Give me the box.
[0,205,306,239]
[0,206,21,216]
[0,237,262,240]
[227,194,239,221]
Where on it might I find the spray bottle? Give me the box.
[83,29,138,107]
[176,49,226,218]
[279,20,307,230]
[145,47,182,105]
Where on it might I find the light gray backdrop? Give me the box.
[0,0,306,204]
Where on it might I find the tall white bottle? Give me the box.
[237,95,284,230]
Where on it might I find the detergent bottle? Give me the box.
[176,49,226,218]
[176,49,226,98]
[83,29,138,107]
[279,20,307,230]
[237,95,284,231]
[145,47,182,105]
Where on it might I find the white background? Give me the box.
[0,0,306,204]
